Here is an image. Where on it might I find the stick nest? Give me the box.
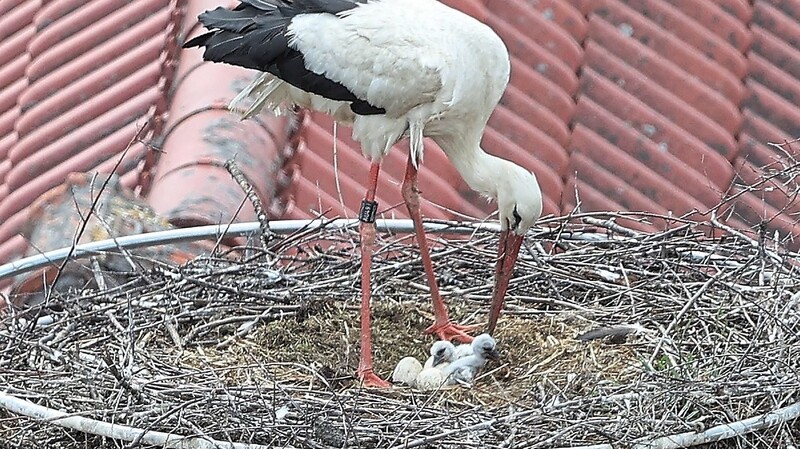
[1,213,800,448]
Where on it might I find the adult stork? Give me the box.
[184,0,542,387]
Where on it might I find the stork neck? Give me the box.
[434,131,503,199]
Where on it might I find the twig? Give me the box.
[647,274,720,367]
[224,158,272,250]
[387,410,536,449]
[46,124,150,301]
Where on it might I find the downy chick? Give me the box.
[442,334,500,386]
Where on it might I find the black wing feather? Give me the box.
[184,0,384,115]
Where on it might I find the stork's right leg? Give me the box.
[401,156,479,343]
[357,162,391,388]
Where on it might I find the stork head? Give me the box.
[430,340,456,367]
[495,162,543,235]
[472,333,501,362]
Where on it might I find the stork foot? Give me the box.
[425,321,480,343]
[357,368,391,388]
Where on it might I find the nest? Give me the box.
[1,209,799,449]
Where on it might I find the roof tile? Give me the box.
[573,97,724,208]
[741,110,794,145]
[563,177,661,233]
[570,125,709,215]
[663,0,752,51]
[619,0,748,78]
[753,1,800,49]
[5,0,800,262]
[584,40,741,148]
[748,52,800,107]
[750,25,800,79]
[500,85,571,147]
[585,16,741,130]
[570,152,670,216]
[11,66,161,162]
[0,2,37,41]
[502,0,588,42]
[585,0,745,102]
[709,0,753,22]
[508,56,576,123]
[0,0,175,252]
[27,2,166,81]
[744,79,800,136]
[579,67,735,181]
[486,14,580,93]
[486,0,584,70]
[488,106,569,173]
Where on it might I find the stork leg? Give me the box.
[357,162,391,388]
[486,230,525,334]
[401,155,479,343]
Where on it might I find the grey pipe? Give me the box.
[0,218,503,282]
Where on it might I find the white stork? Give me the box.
[184,0,542,388]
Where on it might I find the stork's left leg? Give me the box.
[401,155,479,343]
[357,162,391,388]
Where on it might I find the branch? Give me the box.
[0,391,293,449]
[632,400,800,449]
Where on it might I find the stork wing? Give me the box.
[286,1,449,118]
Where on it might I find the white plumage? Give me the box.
[443,334,500,385]
[391,339,468,390]
[414,367,447,391]
[213,0,542,233]
[423,340,456,369]
[454,342,474,360]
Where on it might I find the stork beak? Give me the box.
[486,229,524,335]
[486,348,501,362]
[432,353,446,367]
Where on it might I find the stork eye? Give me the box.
[512,206,522,229]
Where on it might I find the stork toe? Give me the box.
[424,321,480,343]
[357,368,392,388]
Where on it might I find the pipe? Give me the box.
[0,218,503,281]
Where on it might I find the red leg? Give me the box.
[401,156,479,343]
[357,162,391,388]
[486,229,524,335]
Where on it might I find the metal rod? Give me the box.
[0,219,502,282]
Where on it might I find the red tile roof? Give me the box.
[0,0,180,264]
[2,0,800,267]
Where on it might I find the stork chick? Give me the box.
[424,340,457,369]
[415,367,447,391]
[454,342,474,360]
[443,334,500,386]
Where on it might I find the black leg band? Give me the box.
[359,200,378,223]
